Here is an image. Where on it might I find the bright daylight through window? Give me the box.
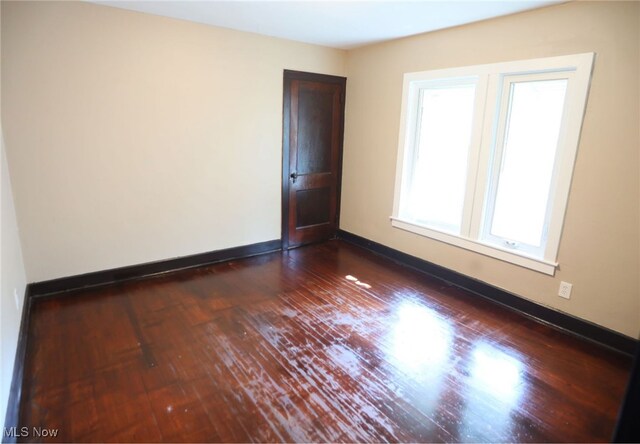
[391,54,594,275]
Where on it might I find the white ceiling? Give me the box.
[92,1,565,49]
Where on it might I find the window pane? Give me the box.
[490,79,568,247]
[405,84,476,233]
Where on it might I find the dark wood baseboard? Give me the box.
[614,345,640,441]
[29,239,282,298]
[336,229,638,356]
[13,240,631,442]
[3,287,32,443]
[3,239,282,441]
[4,232,635,442]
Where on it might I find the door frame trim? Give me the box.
[281,70,346,250]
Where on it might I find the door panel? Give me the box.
[297,87,333,174]
[296,188,331,227]
[282,71,346,249]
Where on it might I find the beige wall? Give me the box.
[1,1,345,282]
[341,1,640,338]
[0,3,27,426]
[1,1,638,340]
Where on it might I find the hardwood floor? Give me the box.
[19,240,631,442]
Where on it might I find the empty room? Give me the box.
[1,0,639,442]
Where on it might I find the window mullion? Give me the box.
[479,74,512,243]
[468,74,501,240]
[460,75,489,238]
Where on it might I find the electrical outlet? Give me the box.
[558,281,572,299]
[13,288,20,310]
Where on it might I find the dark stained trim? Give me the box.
[614,344,640,441]
[3,287,32,443]
[282,71,292,250]
[29,239,282,298]
[283,70,347,85]
[336,229,638,356]
[281,70,347,250]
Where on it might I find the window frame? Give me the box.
[391,53,595,276]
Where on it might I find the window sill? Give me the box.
[390,217,558,276]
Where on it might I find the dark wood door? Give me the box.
[282,70,346,249]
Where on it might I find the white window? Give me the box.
[392,53,594,275]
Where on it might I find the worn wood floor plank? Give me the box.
[18,241,631,442]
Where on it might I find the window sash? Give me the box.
[399,77,484,235]
[481,71,575,258]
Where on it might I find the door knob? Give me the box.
[290,172,298,183]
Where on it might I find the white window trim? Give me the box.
[391,53,595,276]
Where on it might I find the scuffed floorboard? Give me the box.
[19,241,631,442]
